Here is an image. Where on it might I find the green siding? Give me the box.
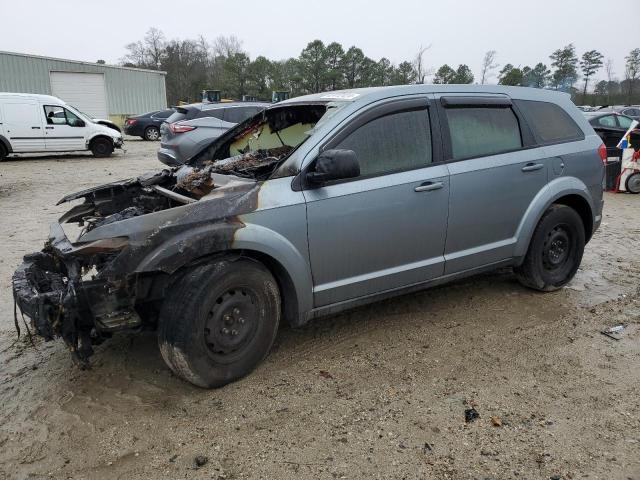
[0,52,166,116]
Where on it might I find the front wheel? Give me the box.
[158,259,281,388]
[90,138,114,157]
[515,204,585,291]
[625,172,640,194]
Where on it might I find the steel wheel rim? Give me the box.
[542,225,571,271]
[628,174,640,193]
[204,287,259,362]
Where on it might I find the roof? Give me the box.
[0,92,63,103]
[278,84,572,106]
[0,50,167,75]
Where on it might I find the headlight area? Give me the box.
[12,224,139,366]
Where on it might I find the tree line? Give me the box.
[119,29,640,107]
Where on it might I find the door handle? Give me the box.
[31,126,41,130]
[414,181,444,192]
[521,163,543,172]
[45,126,54,130]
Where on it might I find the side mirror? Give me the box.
[71,119,85,127]
[306,149,360,186]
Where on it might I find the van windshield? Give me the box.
[68,106,95,123]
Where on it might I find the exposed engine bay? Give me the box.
[12,103,329,366]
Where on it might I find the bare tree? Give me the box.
[480,50,498,84]
[144,27,166,68]
[605,57,614,104]
[212,35,244,58]
[412,44,432,84]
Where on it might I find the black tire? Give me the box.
[625,172,640,194]
[515,204,585,292]
[144,126,160,141]
[90,137,114,157]
[158,259,281,388]
[0,144,6,162]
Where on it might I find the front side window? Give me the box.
[225,107,260,124]
[445,107,522,160]
[333,108,432,178]
[44,106,82,126]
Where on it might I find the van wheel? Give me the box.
[515,204,585,292]
[144,126,160,141]
[0,144,6,162]
[158,259,281,388]
[90,138,114,157]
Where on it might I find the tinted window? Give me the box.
[225,107,260,124]
[517,100,583,143]
[598,115,617,127]
[618,115,634,129]
[199,107,225,120]
[152,110,173,119]
[334,109,432,178]
[445,107,522,160]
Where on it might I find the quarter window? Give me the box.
[333,108,432,178]
[445,107,522,160]
[516,100,583,144]
[618,115,634,129]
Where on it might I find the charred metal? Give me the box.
[12,102,329,367]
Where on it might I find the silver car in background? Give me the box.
[158,102,268,165]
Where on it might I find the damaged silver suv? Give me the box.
[13,86,605,388]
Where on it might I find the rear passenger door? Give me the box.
[436,95,547,274]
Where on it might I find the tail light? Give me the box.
[125,118,137,126]
[598,143,607,164]
[169,122,197,134]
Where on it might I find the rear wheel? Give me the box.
[0,144,6,161]
[625,172,640,194]
[158,259,281,388]
[515,204,585,291]
[144,126,160,141]
[90,137,114,157]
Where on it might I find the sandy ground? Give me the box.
[0,140,639,480]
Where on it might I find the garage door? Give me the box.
[50,72,108,119]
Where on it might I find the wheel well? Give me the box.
[175,250,300,328]
[238,250,300,328]
[89,135,113,147]
[553,194,593,241]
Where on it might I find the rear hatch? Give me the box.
[161,105,203,142]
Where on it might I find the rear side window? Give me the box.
[516,100,583,144]
[445,107,522,160]
[598,115,617,127]
[224,107,261,124]
[199,107,225,120]
[334,108,432,178]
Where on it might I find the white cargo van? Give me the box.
[0,93,123,160]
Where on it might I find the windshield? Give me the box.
[68,105,95,123]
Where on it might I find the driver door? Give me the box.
[304,97,450,307]
[43,105,87,151]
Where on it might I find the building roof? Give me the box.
[0,50,167,75]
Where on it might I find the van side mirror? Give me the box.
[70,119,85,127]
[306,149,360,186]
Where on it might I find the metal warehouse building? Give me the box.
[0,51,167,123]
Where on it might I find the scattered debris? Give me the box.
[194,455,208,468]
[422,442,433,454]
[319,370,333,379]
[169,454,178,463]
[601,324,625,341]
[464,408,480,423]
[490,416,502,427]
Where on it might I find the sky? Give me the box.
[1,0,639,85]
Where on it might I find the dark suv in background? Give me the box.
[158,101,268,165]
[124,109,174,140]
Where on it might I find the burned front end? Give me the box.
[12,101,331,366]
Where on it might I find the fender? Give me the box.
[134,221,313,323]
[513,176,595,260]
[0,134,12,153]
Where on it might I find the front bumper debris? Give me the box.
[12,223,140,365]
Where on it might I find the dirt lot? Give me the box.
[0,140,639,480]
